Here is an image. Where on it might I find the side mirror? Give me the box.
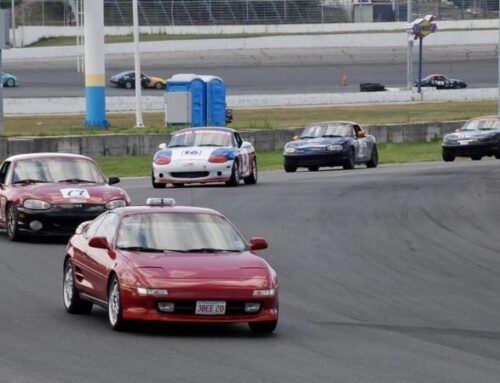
[88,236,109,250]
[158,143,167,150]
[249,237,268,251]
[241,141,252,150]
[108,176,120,185]
[292,135,300,141]
[75,220,92,235]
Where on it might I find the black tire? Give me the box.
[442,149,455,162]
[248,320,278,334]
[108,275,127,331]
[5,78,15,87]
[63,259,93,314]
[152,171,165,189]
[307,166,319,171]
[284,162,297,173]
[155,82,163,89]
[125,81,133,89]
[471,155,482,161]
[6,203,21,241]
[495,154,500,160]
[226,161,240,186]
[366,145,378,168]
[244,157,258,185]
[343,148,355,170]
[172,183,184,188]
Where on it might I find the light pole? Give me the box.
[407,0,413,89]
[11,0,15,47]
[133,0,144,128]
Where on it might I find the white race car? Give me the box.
[152,127,258,188]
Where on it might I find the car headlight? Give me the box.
[253,288,275,297]
[284,146,297,154]
[326,144,343,152]
[23,199,51,210]
[105,199,127,210]
[137,287,169,297]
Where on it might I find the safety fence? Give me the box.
[0,0,498,26]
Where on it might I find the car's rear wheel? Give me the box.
[307,166,319,171]
[6,203,21,241]
[226,161,240,186]
[152,171,165,188]
[125,81,133,89]
[366,145,378,168]
[63,259,93,314]
[6,78,15,87]
[471,155,482,161]
[343,148,355,170]
[442,149,455,162]
[248,320,278,334]
[108,275,127,331]
[244,157,258,185]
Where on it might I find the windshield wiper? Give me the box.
[12,179,48,184]
[58,178,97,183]
[117,246,164,253]
[182,248,240,253]
[197,144,222,147]
[168,144,188,148]
[300,136,314,139]
[321,135,343,138]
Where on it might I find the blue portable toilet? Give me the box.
[166,74,207,127]
[201,75,226,127]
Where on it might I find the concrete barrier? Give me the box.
[0,121,462,159]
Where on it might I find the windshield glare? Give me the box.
[301,123,352,138]
[169,130,232,147]
[115,212,247,252]
[12,158,105,183]
[461,119,500,131]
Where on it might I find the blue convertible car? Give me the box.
[283,121,378,172]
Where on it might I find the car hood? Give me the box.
[14,182,128,204]
[445,130,498,140]
[286,137,348,148]
[129,252,268,280]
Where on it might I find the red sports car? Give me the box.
[63,198,279,333]
[0,153,130,240]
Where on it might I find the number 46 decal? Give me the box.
[60,188,90,199]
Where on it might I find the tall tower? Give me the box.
[83,0,109,128]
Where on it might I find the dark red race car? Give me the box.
[0,153,130,240]
[63,198,279,333]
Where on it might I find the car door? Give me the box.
[234,132,250,176]
[353,125,370,161]
[0,161,11,227]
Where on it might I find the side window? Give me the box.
[0,161,10,184]
[83,213,108,240]
[94,213,120,244]
[234,133,243,148]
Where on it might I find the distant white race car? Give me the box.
[152,127,258,188]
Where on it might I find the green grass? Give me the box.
[2,100,496,138]
[96,142,443,178]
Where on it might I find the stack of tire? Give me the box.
[360,83,386,92]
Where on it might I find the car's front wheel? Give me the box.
[124,81,133,89]
[5,78,15,87]
[63,259,93,314]
[343,148,355,170]
[226,161,240,186]
[284,161,297,173]
[248,320,278,334]
[152,170,165,189]
[154,82,163,89]
[108,275,127,331]
[6,203,21,241]
[244,157,258,184]
[366,145,378,168]
[442,149,455,162]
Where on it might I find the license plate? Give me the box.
[195,301,226,315]
[458,140,470,145]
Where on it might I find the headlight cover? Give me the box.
[326,144,343,152]
[284,146,297,154]
[106,199,127,210]
[23,199,51,210]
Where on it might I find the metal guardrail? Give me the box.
[0,0,498,27]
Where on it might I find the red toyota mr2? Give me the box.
[0,153,130,240]
[63,198,279,333]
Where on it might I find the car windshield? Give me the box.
[115,212,247,252]
[11,157,105,184]
[168,130,232,147]
[301,123,351,139]
[461,119,500,131]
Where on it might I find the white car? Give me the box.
[152,127,258,188]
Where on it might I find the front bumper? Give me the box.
[153,160,233,185]
[442,142,500,157]
[16,204,107,235]
[284,151,348,168]
[120,285,278,324]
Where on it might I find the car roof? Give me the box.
[307,121,360,127]
[174,126,236,134]
[111,205,223,217]
[5,152,94,162]
[468,115,499,121]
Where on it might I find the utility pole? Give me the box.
[11,0,15,47]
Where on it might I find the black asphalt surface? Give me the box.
[1,161,500,382]
[2,45,496,98]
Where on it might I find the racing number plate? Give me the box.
[195,301,226,315]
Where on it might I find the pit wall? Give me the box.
[0,121,462,159]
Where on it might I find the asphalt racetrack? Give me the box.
[1,160,500,382]
[2,45,496,98]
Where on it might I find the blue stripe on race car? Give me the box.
[210,148,238,160]
[154,149,172,159]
